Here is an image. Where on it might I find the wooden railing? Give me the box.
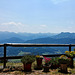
[0,43,75,68]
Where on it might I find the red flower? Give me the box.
[44,57,51,64]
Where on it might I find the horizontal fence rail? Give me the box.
[0,43,75,68]
[5,43,75,47]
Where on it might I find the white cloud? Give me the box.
[0,22,28,32]
[1,22,24,26]
[51,0,69,4]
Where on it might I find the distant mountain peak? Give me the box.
[61,32,70,34]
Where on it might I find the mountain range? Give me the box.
[0,31,75,44]
[25,37,75,44]
[0,31,57,43]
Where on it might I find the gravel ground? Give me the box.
[0,68,72,75]
[0,65,74,75]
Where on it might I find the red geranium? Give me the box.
[44,57,51,66]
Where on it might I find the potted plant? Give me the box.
[43,57,51,72]
[65,51,75,67]
[50,57,59,69]
[58,55,71,73]
[35,55,43,69]
[65,51,74,57]
[21,55,35,71]
[36,55,43,66]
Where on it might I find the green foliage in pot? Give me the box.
[51,57,59,65]
[21,55,36,64]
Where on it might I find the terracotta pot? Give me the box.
[60,64,67,73]
[36,58,43,66]
[23,63,32,71]
[68,57,74,68]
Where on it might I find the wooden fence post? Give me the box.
[69,44,74,68]
[69,44,71,51]
[3,44,6,68]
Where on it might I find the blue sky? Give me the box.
[0,0,75,33]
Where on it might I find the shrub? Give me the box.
[21,55,35,64]
[51,57,59,65]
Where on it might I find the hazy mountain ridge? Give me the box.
[0,31,57,43]
[52,32,75,39]
[0,32,75,44]
[24,32,75,44]
[0,31,21,41]
[0,37,25,43]
[25,37,75,44]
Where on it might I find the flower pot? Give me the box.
[36,58,43,66]
[51,64,59,69]
[34,58,43,70]
[23,63,32,71]
[68,57,74,68]
[55,64,59,68]
[60,64,67,73]
[43,65,51,72]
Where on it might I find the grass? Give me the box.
[6,62,23,67]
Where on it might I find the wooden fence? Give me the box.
[0,43,75,68]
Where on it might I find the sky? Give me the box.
[0,0,75,33]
